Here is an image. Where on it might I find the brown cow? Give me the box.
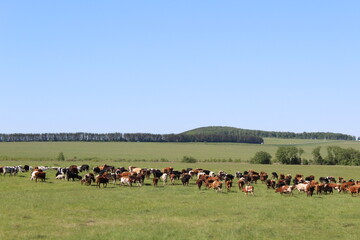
[225,180,232,192]
[153,177,159,187]
[96,175,109,188]
[211,180,222,192]
[275,185,294,195]
[34,171,46,182]
[348,185,360,196]
[259,172,268,183]
[242,185,254,196]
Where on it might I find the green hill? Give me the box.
[182,126,356,141]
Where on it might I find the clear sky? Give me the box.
[1,1,359,137]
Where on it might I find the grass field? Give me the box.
[1,163,360,240]
[1,139,360,240]
[0,138,359,163]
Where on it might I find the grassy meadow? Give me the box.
[1,139,360,240]
[0,138,359,163]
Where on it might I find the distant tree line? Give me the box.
[233,129,355,140]
[0,133,264,144]
[185,127,356,140]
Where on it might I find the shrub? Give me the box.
[57,152,65,161]
[250,151,272,164]
[181,156,197,163]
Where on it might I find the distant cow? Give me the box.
[242,185,254,196]
[181,175,191,186]
[275,185,294,195]
[95,175,109,188]
[34,171,46,182]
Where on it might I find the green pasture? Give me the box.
[0,138,359,163]
[1,139,360,239]
[1,163,360,240]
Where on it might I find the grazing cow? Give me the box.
[305,175,315,182]
[275,185,294,195]
[238,179,245,190]
[348,185,360,196]
[55,167,68,177]
[153,177,159,187]
[162,167,174,174]
[34,171,46,182]
[120,177,132,187]
[66,171,82,181]
[225,180,232,192]
[181,174,191,186]
[151,169,163,178]
[271,172,279,180]
[196,179,203,190]
[211,180,222,192]
[242,185,254,196]
[340,181,355,193]
[95,175,109,188]
[79,164,90,172]
[327,183,341,193]
[265,179,276,189]
[235,171,243,179]
[68,165,79,174]
[170,174,176,185]
[3,166,19,176]
[306,185,315,197]
[294,183,309,193]
[161,173,168,185]
[259,172,268,183]
[134,174,145,187]
[81,173,95,186]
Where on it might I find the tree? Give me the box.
[275,146,301,164]
[312,146,323,165]
[57,152,65,161]
[250,151,272,164]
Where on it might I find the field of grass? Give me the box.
[1,162,360,240]
[0,138,359,163]
[1,139,360,239]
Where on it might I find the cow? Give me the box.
[181,174,191,186]
[196,179,203,190]
[3,166,19,176]
[161,173,168,185]
[271,172,279,180]
[162,167,173,174]
[294,183,309,193]
[66,171,82,181]
[238,179,246,190]
[34,171,46,182]
[81,173,95,186]
[265,179,276,189]
[211,180,222,192]
[79,164,90,172]
[242,185,254,196]
[225,180,232,192]
[120,177,132,187]
[95,175,109,188]
[340,181,355,193]
[275,185,294,195]
[68,165,79,174]
[306,185,315,197]
[348,185,360,196]
[153,177,159,187]
[259,172,268,183]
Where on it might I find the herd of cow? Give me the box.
[1,164,360,196]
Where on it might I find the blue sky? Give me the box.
[1,1,360,137]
